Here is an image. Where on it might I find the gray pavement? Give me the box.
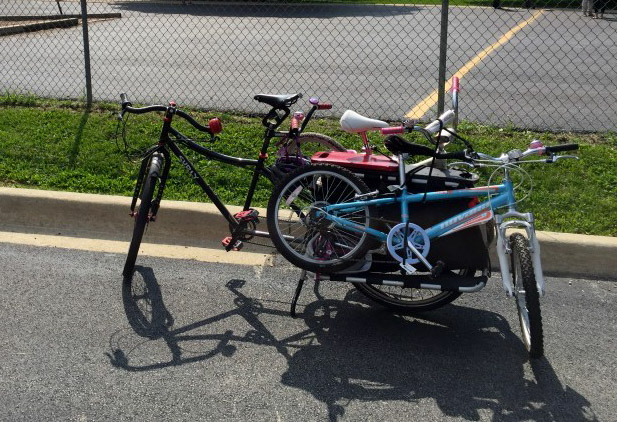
[1,2,616,130]
[0,242,615,420]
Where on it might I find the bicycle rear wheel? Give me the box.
[123,155,162,281]
[510,233,544,359]
[267,164,374,274]
[353,269,471,313]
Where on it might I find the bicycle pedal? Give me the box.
[399,262,417,274]
[222,236,244,251]
[129,211,156,222]
[430,261,445,278]
[234,209,259,222]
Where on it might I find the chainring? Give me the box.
[386,222,430,264]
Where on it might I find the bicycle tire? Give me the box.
[289,132,347,156]
[267,163,374,274]
[123,156,161,281]
[353,269,472,313]
[510,233,544,359]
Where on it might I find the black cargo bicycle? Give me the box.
[119,93,344,281]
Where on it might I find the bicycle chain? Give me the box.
[240,215,405,266]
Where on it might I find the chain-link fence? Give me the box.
[1,0,616,131]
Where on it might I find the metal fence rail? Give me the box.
[1,0,616,131]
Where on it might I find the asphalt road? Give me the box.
[1,1,616,131]
[0,242,615,421]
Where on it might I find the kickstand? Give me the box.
[290,269,307,318]
[313,275,322,301]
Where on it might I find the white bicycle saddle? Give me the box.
[340,110,389,133]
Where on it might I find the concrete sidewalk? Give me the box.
[1,186,615,280]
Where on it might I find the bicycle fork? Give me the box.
[494,211,546,297]
[130,150,169,221]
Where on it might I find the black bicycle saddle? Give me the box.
[254,93,302,109]
[384,135,436,157]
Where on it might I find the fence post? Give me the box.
[80,0,92,107]
[437,0,449,115]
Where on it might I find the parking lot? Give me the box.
[1,243,615,420]
[2,1,616,130]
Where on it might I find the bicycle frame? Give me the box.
[132,126,276,234]
[322,184,507,241]
[126,95,330,241]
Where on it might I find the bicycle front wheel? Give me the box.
[510,233,544,359]
[123,155,162,281]
[267,164,374,274]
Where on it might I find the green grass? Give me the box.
[1,94,615,236]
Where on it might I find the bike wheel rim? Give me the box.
[513,253,532,348]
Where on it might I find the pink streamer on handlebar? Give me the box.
[380,126,405,135]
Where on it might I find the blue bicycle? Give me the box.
[266,113,578,358]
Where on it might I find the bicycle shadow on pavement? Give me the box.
[113,2,419,18]
[107,267,596,421]
[283,293,597,421]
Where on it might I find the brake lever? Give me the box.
[448,161,477,169]
[546,154,579,163]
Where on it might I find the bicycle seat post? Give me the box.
[361,132,372,156]
[397,153,410,224]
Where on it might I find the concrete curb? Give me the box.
[0,18,79,36]
[0,13,122,36]
[0,14,122,21]
[1,187,615,280]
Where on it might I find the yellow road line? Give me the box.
[406,9,544,119]
[0,231,271,266]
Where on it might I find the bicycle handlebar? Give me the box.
[120,92,131,108]
[297,97,332,134]
[471,141,579,164]
[380,109,456,136]
[424,110,455,134]
[118,93,222,135]
[380,126,405,135]
[452,76,460,93]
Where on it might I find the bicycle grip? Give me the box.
[424,109,455,134]
[381,126,405,135]
[317,103,332,110]
[435,150,468,160]
[544,143,579,153]
[120,93,131,107]
[452,76,460,93]
[290,117,300,130]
